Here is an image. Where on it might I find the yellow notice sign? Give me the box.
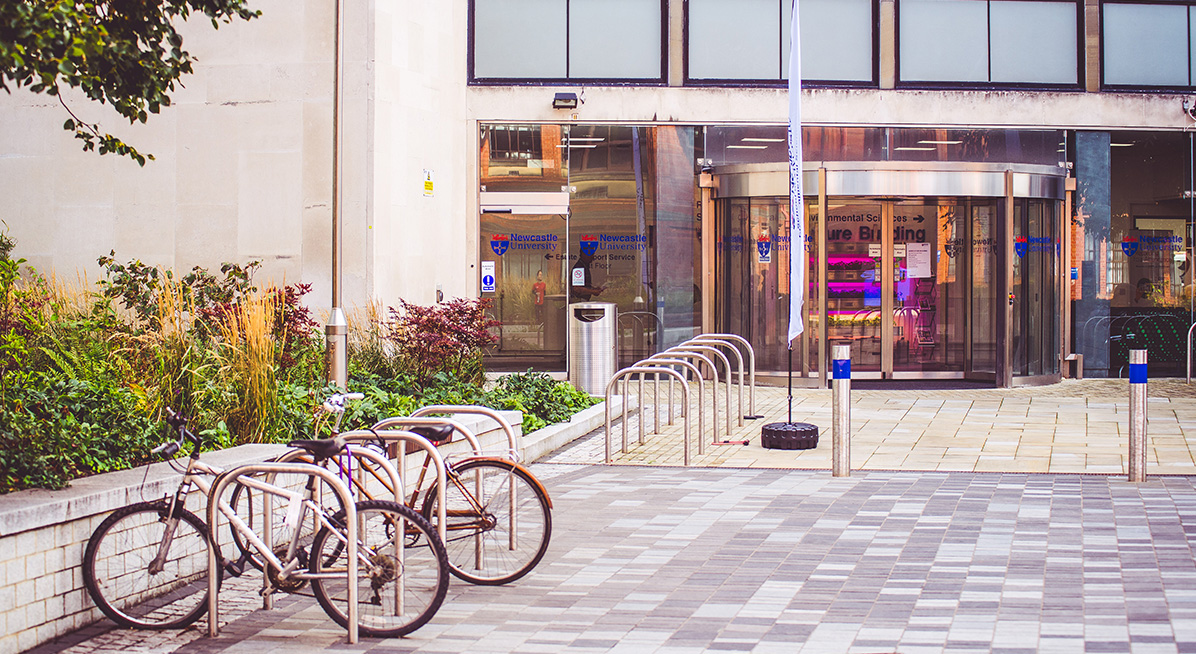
[423,169,434,197]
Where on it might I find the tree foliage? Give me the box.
[0,0,259,165]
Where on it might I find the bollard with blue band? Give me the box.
[832,345,851,477]
[1129,349,1147,482]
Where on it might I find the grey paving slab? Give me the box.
[35,464,1196,654]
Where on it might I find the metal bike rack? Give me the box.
[304,429,450,543]
[639,355,705,446]
[667,344,736,442]
[411,405,521,461]
[605,366,691,464]
[1189,322,1196,384]
[642,353,711,447]
[685,336,746,425]
[689,333,763,419]
[207,462,359,643]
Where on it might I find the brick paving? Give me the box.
[32,379,1196,654]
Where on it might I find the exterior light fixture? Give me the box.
[553,92,579,109]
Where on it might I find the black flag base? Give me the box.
[761,421,819,450]
[759,339,819,449]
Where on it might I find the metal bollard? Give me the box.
[832,345,851,478]
[1129,349,1148,482]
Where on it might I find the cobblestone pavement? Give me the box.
[35,379,1196,654]
[47,466,1196,654]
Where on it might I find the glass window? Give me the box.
[473,0,567,79]
[1103,3,1189,87]
[472,0,663,81]
[785,0,874,81]
[569,0,662,79]
[900,0,989,83]
[990,1,1077,84]
[688,0,781,80]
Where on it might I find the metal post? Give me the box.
[325,0,348,389]
[832,344,851,478]
[1129,349,1148,483]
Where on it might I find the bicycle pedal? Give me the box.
[224,552,252,577]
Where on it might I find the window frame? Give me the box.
[1100,0,1196,92]
[468,0,669,86]
[682,0,881,88]
[895,0,1084,91]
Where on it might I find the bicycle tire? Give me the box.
[421,459,552,585]
[309,499,449,638]
[82,501,219,629]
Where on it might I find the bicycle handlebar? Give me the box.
[321,392,365,413]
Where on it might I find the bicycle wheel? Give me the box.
[83,501,219,629]
[422,459,552,585]
[309,500,449,638]
[227,465,342,573]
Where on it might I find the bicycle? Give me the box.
[81,409,450,637]
[231,398,552,586]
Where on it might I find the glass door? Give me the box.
[891,200,967,375]
[825,201,885,375]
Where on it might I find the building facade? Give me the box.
[2,0,1193,384]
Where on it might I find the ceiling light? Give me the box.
[728,145,768,150]
[894,146,935,152]
[917,140,962,145]
[741,137,785,143]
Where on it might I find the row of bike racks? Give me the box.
[603,334,759,465]
[204,405,522,644]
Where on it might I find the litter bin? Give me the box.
[568,302,617,395]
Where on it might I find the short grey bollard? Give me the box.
[1129,349,1148,482]
[832,345,851,478]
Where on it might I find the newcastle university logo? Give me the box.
[490,234,509,256]
[1014,236,1027,258]
[1122,236,1138,257]
[580,235,599,256]
[757,234,772,263]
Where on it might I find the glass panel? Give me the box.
[899,0,989,83]
[892,200,965,373]
[481,125,568,193]
[804,198,821,376]
[826,201,884,372]
[889,128,1067,166]
[474,0,567,79]
[970,202,998,373]
[570,0,662,79]
[480,212,569,370]
[650,126,701,353]
[1107,131,1193,377]
[785,0,874,81]
[990,1,1078,84]
[688,0,781,79]
[1103,3,1188,86]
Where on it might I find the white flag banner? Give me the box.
[786,0,805,344]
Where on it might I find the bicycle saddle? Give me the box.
[287,435,347,461]
[410,425,454,445]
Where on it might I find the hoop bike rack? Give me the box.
[605,366,691,464]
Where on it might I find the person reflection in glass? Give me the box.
[533,270,547,324]
[570,250,604,302]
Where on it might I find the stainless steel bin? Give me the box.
[567,302,617,395]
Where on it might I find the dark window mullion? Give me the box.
[987,0,992,83]
[565,0,571,79]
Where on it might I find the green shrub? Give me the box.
[0,372,157,492]
[485,370,598,433]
